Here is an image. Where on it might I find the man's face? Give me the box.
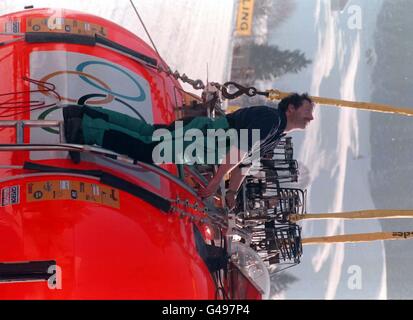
[287,100,314,130]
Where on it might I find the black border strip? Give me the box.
[95,34,157,67]
[24,32,157,67]
[25,32,95,45]
[0,260,55,283]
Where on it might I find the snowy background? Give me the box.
[269,0,387,299]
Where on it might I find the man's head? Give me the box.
[278,93,314,132]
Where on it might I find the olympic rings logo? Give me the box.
[76,61,146,102]
[35,60,149,133]
[39,70,115,105]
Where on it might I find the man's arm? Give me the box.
[227,165,248,193]
[224,163,253,209]
[198,145,247,198]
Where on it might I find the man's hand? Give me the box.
[198,178,221,198]
[198,145,247,199]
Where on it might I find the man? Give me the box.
[63,93,314,202]
[198,93,314,207]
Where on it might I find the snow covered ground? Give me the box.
[269,0,386,299]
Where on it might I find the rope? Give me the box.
[267,89,413,117]
[129,0,164,66]
[209,81,413,117]
[290,210,413,222]
[303,231,413,245]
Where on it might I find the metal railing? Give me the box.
[0,120,65,144]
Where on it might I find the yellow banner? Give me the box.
[27,18,107,36]
[236,0,255,36]
[27,180,120,209]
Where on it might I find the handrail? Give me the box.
[0,120,61,126]
[0,142,131,158]
[0,119,64,143]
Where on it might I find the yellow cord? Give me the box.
[267,89,413,117]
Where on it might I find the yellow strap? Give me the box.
[303,231,413,245]
[267,89,413,117]
[290,210,413,222]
